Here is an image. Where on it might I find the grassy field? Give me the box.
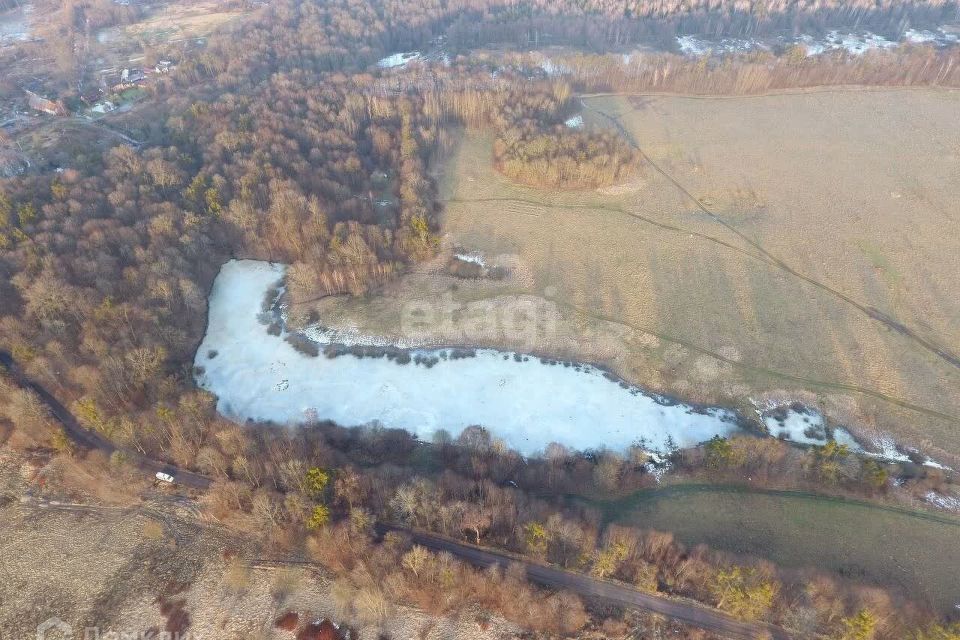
[583,483,960,613]
[94,0,250,47]
[304,88,960,464]
[577,90,960,460]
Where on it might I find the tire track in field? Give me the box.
[583,99,960,372]
[444,196,773,265]
[547,295,960,425]
[436,202,960,424]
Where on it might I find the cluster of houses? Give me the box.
[23,87,67,116]
[20,60,175,117]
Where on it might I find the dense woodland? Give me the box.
[445,1,958,54]
[3,0,960,635]
[554,46,960,93]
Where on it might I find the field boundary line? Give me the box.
[584,483,960,528]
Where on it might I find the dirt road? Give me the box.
[0,351,211,489]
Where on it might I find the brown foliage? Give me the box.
[274,611,300,631]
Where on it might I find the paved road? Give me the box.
[0,351,211,489]
[390,526,793,640]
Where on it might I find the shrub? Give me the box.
[285,333,320,357]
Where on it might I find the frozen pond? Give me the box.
[195,260,951,465]
[194,260,742,455]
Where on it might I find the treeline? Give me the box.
[445,1,958,51]
[547,46,960,94]
[186,420,951,639]
[494,122,640,188]
[312,524,592,635]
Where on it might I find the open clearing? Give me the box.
[305,88,960,464]
[588,483,960,613]
[0,496,515,639]
[96,0,249,47]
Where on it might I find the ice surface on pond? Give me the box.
[377,51,421,68]
[764,408,828,445]
[564,115,584,129]
[195,260,741,456]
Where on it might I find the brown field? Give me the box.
[297,88,960,463]
[0,481,515,638]
[96,0,250,48]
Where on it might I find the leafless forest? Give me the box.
[2,0,960,636]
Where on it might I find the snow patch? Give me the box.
[91,101,116,114]
[676,27,957,60]
[824,30,898,55]
[677,35,765,56]
[643,450,672,483]
[453,251,487,267]
[865,434,952,470]
[301,324,399,348]
[377,51,421,69]
[762,406,860,449]
[797,34,827,56]
[906,29,939,43]
[924,491,960,512]
[904,28,959,45]
[533,54,569,76]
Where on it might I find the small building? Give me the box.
[120,68,146,85]
[91,100,116,114]
[23,88,66,116]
